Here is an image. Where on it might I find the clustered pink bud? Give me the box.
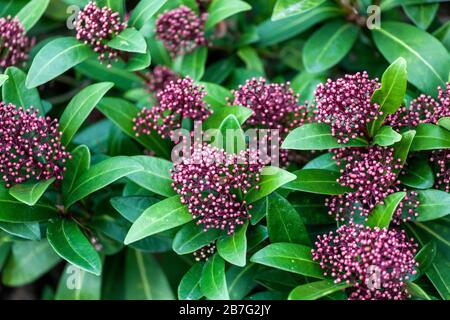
[0,16,32,68]
[230,77,310,164]
[75,1,126,67]
[171,144,265,234]
[312,223,418,300]
[155,5,207,57]
[0,102,70,188]
[145,65,179,93]
[133,76,211,139]
[387,83,450,129]
[326,146,418,224]
[193,242,216,261]
[430,150,449,192]
[314,72,382,144]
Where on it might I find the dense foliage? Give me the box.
[0,0,449,301]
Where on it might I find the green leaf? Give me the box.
[284,169,351,195]
[282,123,368,150]
[372,22,450,96]
[393,130,416,169]
[125,195,192,244]
[129,0,167,29]
[0,74,8,87]
[201,82,233,108]
[15,0,49,31]
[0,185,57,223]
[400,157,434,189]
[2,67,42,111]
[59,82,114,145]
[250,243,324,278]
[288,279,351,300]
[227,263,259,300]
[97,97,171,158]
[303,20,359,73]
[217,222,248,267]
[125,249,175,299]
[173,222,221,255]
[267,193,310,246]
[303,153,339,171]
[9,178,55,206]
[237,46,265,74]
[47,218,102,275]
[173,47,207,81]
[203,105,252,130]
[55,263,102,300]
[414,241,437,279]
[110,196,160,222]
[0,222,41,241]
[0,239,11,270]
[368,58,408,135]
[205,0,252,30]
[246,167,297,203]
[410,124,450,151]
[272,0,326,21]
[372,126,403,146]
[66,157,144,207]
[127,50,151,71]
[256,2,341,46]
[403,3,439,30]
[407,282,433,300]
[108,28,147,53]
[2,240,61,286]
[438,117,450,131]
[367,192,406,229]
[62,145,91,203]
[26,37,94,88]
[381,0,447,11]
[127,156,176,197]
[211,114,246,153]
[200,254,230,300]
[178,263,204,300]
[416,190,450,222]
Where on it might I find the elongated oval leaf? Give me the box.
[128,0,167,29]
[47,218,102,275]
[125,195,192,244]
[15,0,49,31]
[373,126,403,146]
[284,169,351,195]
[66,157,144,207]
[403,3,439,30]
[272,0,326,21]
[367,192,406,229]
[26,37,94,88]
[178,263,204,300]
[400,157,434,189]
[9,178,55,206]
[55,263,101,300]
[246,167,297,203]
[206,0,252,30]
[62,145,91,202]
[416,190,450,222]
[410,124,450,151]
[200,254,230,300]
[173,47,208,81]
[173,222,221,255]
[108,28,147,53]
[59,82,114,145]
[217,222,248,267]
[2,67,42,111]
[288,279,350,300]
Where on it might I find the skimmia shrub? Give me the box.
[0,0,449,302]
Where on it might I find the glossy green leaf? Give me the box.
[108,28,147,53]
[407,282,433,300]
[66,157,144,207]
[400,157,434,189]
[416,190,450,222]
[367,192,406,229]
[368,58,408,135]
[211,114,246,153]
[0,222,41,241]
[203,105,252,130]
[9,178,55,206]
[127,50,151,71]
[128,0,167,29]
[284,169,351,195]
[438,117,450,131]
[414,241,437,279]
[272,0,325,21]
[246,167,297,203]
[201,81,233,108]
[282,123,368,150]
[26,37,94,88]
[251,243,324,278]
[125,195,192,244]
[410,124,450,151]
[303,153,339,171]
[226,263,259,300]
[110,196,160,223]
[200,254,230,300]
[373,126,403,146]
[217,222,248,267]
[62,145,91,202]
[15,0,49,31]
[267,193,310,246]
[178,263,204,300]
[393,130,416,169]
[205,0,252,29]
[2,67,42,111]
[237,46,265,74]
[403,3,439,30]
[173,222,221,255]
[59,82,114,145]
[303,20,359,73]
[288,279,350,300]
[173,46,207,81]
[47,218,102,275]
[55,263,102,300]
[372,22,450,96]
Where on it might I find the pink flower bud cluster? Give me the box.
[145,65,179,93]
[312,223,418,300]
[326,147,419,224]
[430,150,449,192]
[0,102,70,188]
[133,76,211,139]
[314,72,382,144]
[0,16,32,68]
[387,83,450,129]
[76,1,126,67]
[171,144,265,234]
[155,5,207,57]
[230,77,310,164]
